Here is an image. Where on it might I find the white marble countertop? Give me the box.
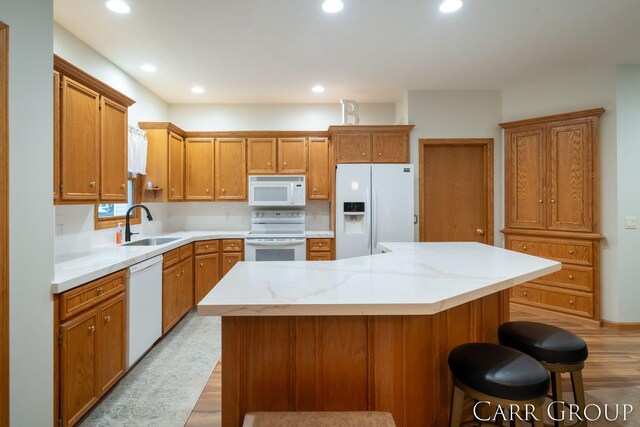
[52,229,334,293]
[197,242,561,317]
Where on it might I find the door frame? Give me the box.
[0,20,10,426]
[418,138,494,244]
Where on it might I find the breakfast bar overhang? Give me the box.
[198,242,560,426]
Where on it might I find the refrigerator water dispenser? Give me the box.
[343,202,365,234]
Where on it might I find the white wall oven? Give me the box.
[248,176,306,207]
[245,210,306,262]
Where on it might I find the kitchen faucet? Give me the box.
[125,204,153,242]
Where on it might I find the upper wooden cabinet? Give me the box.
[215,138,247,201]
[501,110,602,233]
[330,125,413,164]
[54,56,134,204]
[168,132,185,201]
[185,137,215,200]
[278,137,307,173]
[247,138,276,174]
[307,137,331,200]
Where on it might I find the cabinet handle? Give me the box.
[104,315,111,322]
[89,181,96,187]
[200,262,204,267]
[313,188,317,192]
[523,292,528,297]
[551,199,556,203]
[121,183,126,189]
[221,188,225,193]
[175,273,180,278]
[283,162,287,166]
[361,152,365,156]
[205,245,209,249]
[319,243,323,246]
[522,246,528,251]
[568,250,574,255]
[476,229,484,235]
[88,325,95,333]
[206,188,210,193]
[171,188,175,192]
[569,300,575,305]
[267,162,271,166]
[569,275,575,280]
[378,152,382,156]
[538,200,543,203]
[97,287,104,294]
[227,259,231,264]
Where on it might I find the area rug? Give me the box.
[79,311,221,427]
[583,386,640,426]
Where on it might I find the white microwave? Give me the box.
[248,176,306,207]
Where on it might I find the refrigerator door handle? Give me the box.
[366,186,371,250]
[372,186,378,251]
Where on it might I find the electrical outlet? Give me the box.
[624,216,637,229]
[56,224,64,239]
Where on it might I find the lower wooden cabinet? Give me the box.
[307,238,334,261]
[162,245,194,334]
[58,271,126,427]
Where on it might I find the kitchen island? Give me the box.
[198,242,560,427]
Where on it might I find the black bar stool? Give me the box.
[499,321,589,427]
[448,342,549,426]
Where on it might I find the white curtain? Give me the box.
[128,125,148,176]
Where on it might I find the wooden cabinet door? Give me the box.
[60,309,99,427]
[335,132,371,163]
[61,76,100,200]
[278,138,307,173]
[221,252,242,277]
[195,253,220,305]
[185,137,214,200]
[99,97,128,202]
[247,138,276,174]
[372,132,408,163]
[162,264,181,334]
[307,137,330,200]
[178,257,194,317]
[168,132,184,200]
[215,138,246,200]
[548,120,593,232]
[505,128,546,229]
[54,71,60,201]
[98,293,126,394]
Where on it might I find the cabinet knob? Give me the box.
[361,152,365,156]
[476,229,484,235]
[538,200,543,203]
[522,246,528,251]
[89,181,96,187]
[221,188,225,193]
[523,292,528,297]
[283,162,287,166]
[97,287,103,294]
[205,245,209,249]
[568,250,574,255]
[200,262,204,267]
[319,243,323,246]
[171,188,175,192]
[267,162,271,166]
[227,259,231,264]
[313,188,317,192]
[121,183,126,189]
[551,199,556,203]
[569,275,575,280]
[206,188,210,193]
[569,300,575,305]
[378,152,382,156]
[88,325,95,333]
[104,315,111,322]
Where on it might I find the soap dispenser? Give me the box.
[116,223,123,244]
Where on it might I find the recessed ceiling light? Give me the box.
[312,85,326,93]
[191,86,205,94]
[439,0,463,13]
[140,64,156,73]
[322,0,344,13]
[105,0,131,14]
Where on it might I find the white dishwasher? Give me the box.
[126,255,163,369]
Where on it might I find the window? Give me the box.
[94,178,141,229]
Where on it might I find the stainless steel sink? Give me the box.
[122,237,180,246]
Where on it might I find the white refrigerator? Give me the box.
[336,164,414,259]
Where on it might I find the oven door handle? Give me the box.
[246,239,306,246]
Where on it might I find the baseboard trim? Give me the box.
[510,302,602,328]
[601,320,640,331]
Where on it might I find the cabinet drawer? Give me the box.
[195,240,219,255]
[222,239,243,252]
[511,285,593,318]
[533,266,594,292]
[60,270,126,321]
[510,238,593,265]
[163,248,180,269]
[308,239,332,252]
[179,243,193,260]
[308,252,331,261]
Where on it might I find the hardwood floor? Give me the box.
[186,306,640,426]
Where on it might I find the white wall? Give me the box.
[2,0,54,424]
[502,66,620,322]
[168,103,395,131]
[615,65,640,322]
[406,90,504,245]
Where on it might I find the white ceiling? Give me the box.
[54,0,640,104]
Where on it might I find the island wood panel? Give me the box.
[221,291,506,427]
[0,21,8,426]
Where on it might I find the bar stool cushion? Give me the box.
[448,343,550,401]
[499,321,588,365]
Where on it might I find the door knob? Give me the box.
[476,229,484,235]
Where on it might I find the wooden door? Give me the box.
[195,253,220,304]
[0,22,8,426]
[61,76,100,200]
[162,264,181,334]
[247,138,276,174]
[215,138,246,200]
[221,253,242,277]
[419,139,493,244]
[168,132,184,200]
[185,137,214,200]
[60,309,99,427]
[99,97,128,202]
[98,293,126,394]
[278,137,307,173]
[53,71,60,201]
[372,132,408,163]
[548,120,593,232]
[335,132,371,163]
[307,137,330,200]
[505,128,546,229]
